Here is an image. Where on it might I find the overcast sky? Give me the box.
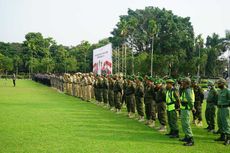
[0,0,229,46]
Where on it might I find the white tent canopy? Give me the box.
[218,49,230,60]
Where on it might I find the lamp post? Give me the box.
[197,40,201,82]
[151,35,154,77]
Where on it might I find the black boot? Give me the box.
[224,135,230,146]
[179,137,188,142]
[214,133,225,141]
[184,137,194,146]
[170,130,179,138]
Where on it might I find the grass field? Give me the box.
[0,79,229,153]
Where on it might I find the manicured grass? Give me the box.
[0,79,229,153]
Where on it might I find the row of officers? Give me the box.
[35,73,230,147]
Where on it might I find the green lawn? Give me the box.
[0,79,229,153]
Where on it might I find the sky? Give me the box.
[0,0,229,46]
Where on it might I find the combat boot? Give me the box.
[179,137,189,142]
[138,116,145,122]
[214,133,225,141]
[148,120,155,128]
[184,137,194,146]
[170,130,179,138]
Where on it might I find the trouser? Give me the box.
[144,98,156,120]
[156,102,167,126]
[205,103,216,130]
[91,85,95,99]
[103,89,108,104]
[114,92,122,109]
[98,89,103,102]
[193,101,202,121]
[86,85,92,101]
[218,107,230,135]
[135,96,144,116]
[181,109,193,138]
[94,87,98,101]
[108,90,114,107]
[72,83,76,96]
[167,110,179,132]
[126,94,136,113]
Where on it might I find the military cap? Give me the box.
[217,78,226,85]
[182,77,191,83]
[166,79,175,83]
[155,79,162,84]
[138,76,143,81]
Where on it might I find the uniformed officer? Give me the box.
[165,79,180,138]
[155,79,167,132]
[205,81,218,132]
[179,77,195,146]
[113,74,123,113]
[102,74,109,106]
[108,75,115,111]
[125,76,136,118]
[144,76,156,128]
[215,78,230,145]
[135,76,145,122]
[191,79,204,126]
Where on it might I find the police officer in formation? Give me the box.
[35,73,230,146]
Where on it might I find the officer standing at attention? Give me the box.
[155,79,167,132]
[205,81,218,132]
[215,78,230,145]
[165,79,180,138]
[191,79,204,126]
[135,76,145,122]
[179,77,195,146]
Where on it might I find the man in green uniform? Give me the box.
[102,75,109,106]
[125,76,136,118]
[165,79,180,138]
[191,79,204,126]
[180,77,195,146]
[215,78,230,145]
[97,75,103,104]
[155,79,167,132]
[144,76,156,128]
[113,75,123,113]
[205,81,218,132]
[108,75,115,111]
[135,76,145,122]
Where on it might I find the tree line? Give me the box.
[0,7,229,77]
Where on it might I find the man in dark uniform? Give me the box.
[144,76,156,128]
[108,75,115,111]
[205,81,218,132]
[135,76,145,122]
[125,76,136,118]
[155,79,167,132]
[102,75,109,107]
[191,79,204,126]
[113,74,123,113]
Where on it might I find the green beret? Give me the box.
[138,76,143,81]
[166,79,175,83]
[217,78,226,84]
